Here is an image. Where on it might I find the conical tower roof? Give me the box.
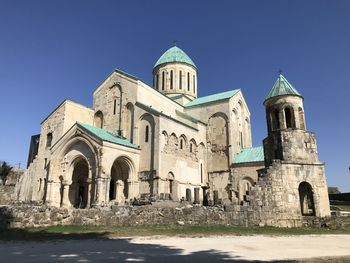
[265,74,302,101]
[153,46,196,69]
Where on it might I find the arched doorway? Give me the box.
[299,182,315,216]
[69,158,90,208]
[109,157,132,204]
[167,172,176,200]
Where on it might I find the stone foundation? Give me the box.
[0,202,326,229]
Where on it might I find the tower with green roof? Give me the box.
[259,74,330,219]
[263,74,312,165]
[152,45,198,102]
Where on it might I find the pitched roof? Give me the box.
[154,46,197,69]
[77,122,139,149]
[265,74,302,101]
[233,146,264,164]
[185,89,240,108]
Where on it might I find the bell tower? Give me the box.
[260,74,330,219]
[263,74,318,167]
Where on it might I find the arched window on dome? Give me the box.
[187,72,190,91]
[156,74,159,90]
[170,70,173,89]
[298,107,305,130]
[193,75,196,93]
[179,71,182,89]
[162,71,165,90]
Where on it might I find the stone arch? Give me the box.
[94,111,104,128]
[189,138,197,153]
[270,108,280,131]
[237,177,255,203]
[138,113,155,193]
[299,181,315,216]
[168,133,179,149]
[207,112,229,172]
[52,136,98,208]
[68,156,90,208]
[109,156,135,204]
[284,106,295,129]
[197,142,205,161]
[124,103,134,142]
[160,130,168,152]
[298,107,306,130]
[179,134,187,150]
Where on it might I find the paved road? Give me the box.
[1,235,350,262]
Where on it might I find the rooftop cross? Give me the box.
[173,40,177,46]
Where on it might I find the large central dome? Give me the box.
[153,46,197,69]
[152,45,198,102]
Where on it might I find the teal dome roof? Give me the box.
[265,74,302,101]
[154,46,197,69]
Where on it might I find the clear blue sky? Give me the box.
[0,0,349,191]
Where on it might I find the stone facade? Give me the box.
[15,47,330,227]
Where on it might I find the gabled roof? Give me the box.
[233,146,264,164]
[154,46,197,69]
[265,74,302,101]
[185,89,240,108]
[77,122,139,149]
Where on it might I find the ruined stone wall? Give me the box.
[246,160,330,227]
[0,186,15,205]
[231,162,264,203]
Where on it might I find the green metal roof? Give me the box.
[185,89,240,108]
[265,74,302,101]
[233,146,264,164]
[77,122,139,149]
[154,46,197,69]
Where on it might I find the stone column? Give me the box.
[92,177,103,207]
[86,178,92,208]
[45,180,54,205]
[194,187,200,204]
[105,177,111,205]
[116,180,125,205]
[61,180,70,208]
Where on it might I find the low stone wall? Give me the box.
[0,186,15,205]
[0,202,314,229]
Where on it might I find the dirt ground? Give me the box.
[1,234,350,262]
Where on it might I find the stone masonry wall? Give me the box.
[0,202,310,229]
[0,186,15,205]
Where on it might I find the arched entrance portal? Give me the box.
[299,182,315,216]
[109,157,132,205]
[69,158,90,208]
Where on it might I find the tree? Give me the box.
[0,161,13,185]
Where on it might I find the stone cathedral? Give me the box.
[17,45,330,226]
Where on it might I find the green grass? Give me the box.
[1,222,350,241]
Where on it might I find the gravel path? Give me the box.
[1,234,350,262]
